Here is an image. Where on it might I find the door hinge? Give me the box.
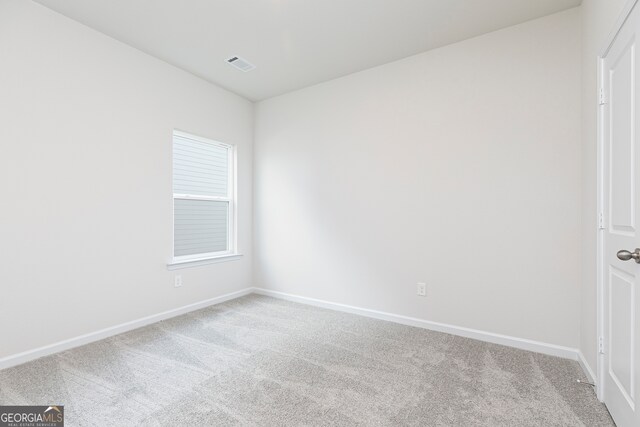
[598,212,605,229]
[599,336,605,354]
[599,87,607,105]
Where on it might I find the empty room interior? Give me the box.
[1,0,640,425]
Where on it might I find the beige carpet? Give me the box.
[0,295,613,426]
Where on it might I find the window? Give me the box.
[172,130,236,264]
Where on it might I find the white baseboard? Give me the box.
[577,350,597,384]
[0,287,253,371]
[1,285,595,386]
[252,288,584,362]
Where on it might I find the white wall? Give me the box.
[254,9,582,348]
[0,0,600,364]
[579,0,629,376]
[0,0,253,359]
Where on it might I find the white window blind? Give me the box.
[173,135,228,197]
[173,131,234,260]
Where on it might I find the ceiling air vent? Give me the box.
[226,56,255,72]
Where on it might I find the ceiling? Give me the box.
[34,0,582,101]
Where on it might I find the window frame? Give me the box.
[170,130,237,266]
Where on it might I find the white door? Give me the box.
[601,2,640,426]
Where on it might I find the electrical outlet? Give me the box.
[174,275,182,288]
[417,282,426,296]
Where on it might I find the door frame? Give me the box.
[596,0,640,402]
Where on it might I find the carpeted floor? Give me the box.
[0,295,613,426]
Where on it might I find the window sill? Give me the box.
[167,253,243,270]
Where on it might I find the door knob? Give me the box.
[617,248,640,263]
